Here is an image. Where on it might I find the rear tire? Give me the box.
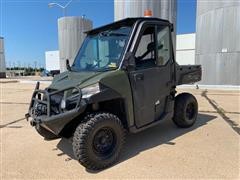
[73,113,126,170]
[173,93,198,128]
[35,124,58,140]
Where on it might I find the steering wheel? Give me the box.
[85,59,103,69]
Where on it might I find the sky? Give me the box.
[0,0,196,68]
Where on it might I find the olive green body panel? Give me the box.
[49,71,102,90]
[100,70,134,127]
[48,70,134,127]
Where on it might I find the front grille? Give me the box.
[28,82,82,119]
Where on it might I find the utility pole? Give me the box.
[48,0,73,16]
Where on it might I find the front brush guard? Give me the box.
[25,82,86,135]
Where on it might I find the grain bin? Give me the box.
[58,17,92,72]
[114,0,177,51]
[196,0,240,85]
[0,37,6,78]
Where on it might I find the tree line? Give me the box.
[6,67,45,76]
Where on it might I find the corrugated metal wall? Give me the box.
[196,0,240,85]
[0,37,6,78]
[114,0,177,52]
[58,17,92,72]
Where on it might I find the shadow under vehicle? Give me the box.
[55,113,216,173]
[26,17,202,170]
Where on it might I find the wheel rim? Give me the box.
[93,127,116,157]
[186,102,195,120]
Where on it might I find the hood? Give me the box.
[48,70,112,90]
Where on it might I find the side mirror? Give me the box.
[147,42,155,52]
[66,59,71,71]
[123,52,136,71]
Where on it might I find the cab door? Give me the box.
[128,23,173,128]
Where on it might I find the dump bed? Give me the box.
[176,65,202,85]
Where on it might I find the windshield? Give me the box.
[71,26,132,72]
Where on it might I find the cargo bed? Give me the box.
[176,65,202,85]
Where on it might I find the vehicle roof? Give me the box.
[86,17,172,35]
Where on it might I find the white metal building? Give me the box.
[45,50,60,71]
[176,33,196,65]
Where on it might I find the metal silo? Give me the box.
[0,37,6,78]
[196,0,240,85]
[58,17,92,72]
[114,0,177,50]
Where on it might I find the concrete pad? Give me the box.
[1,104,27,125]
[208,93,240,113]
[0,79,18,83]
[225,113,240,128]
[1,113,239,179]
[1,83,240,179]
[177,88,216,112]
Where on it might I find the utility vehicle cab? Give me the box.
[26,17,201,170]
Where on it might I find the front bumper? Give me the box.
[25,82,87,135]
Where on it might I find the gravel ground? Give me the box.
[0,81,239,179]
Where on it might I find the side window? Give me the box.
[157,26,171,66]
[135,26,156,69]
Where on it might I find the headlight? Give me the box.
[82,83,100,98]
[60,88,80,110]
[60,99,66,109]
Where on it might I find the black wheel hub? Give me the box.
[186,102,195,120]
[93,128,116,156]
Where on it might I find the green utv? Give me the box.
[26,17,201,170]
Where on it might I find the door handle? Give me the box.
[134,73,144,81]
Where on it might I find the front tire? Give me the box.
[73,113,126,170]
[173,93,198,128]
